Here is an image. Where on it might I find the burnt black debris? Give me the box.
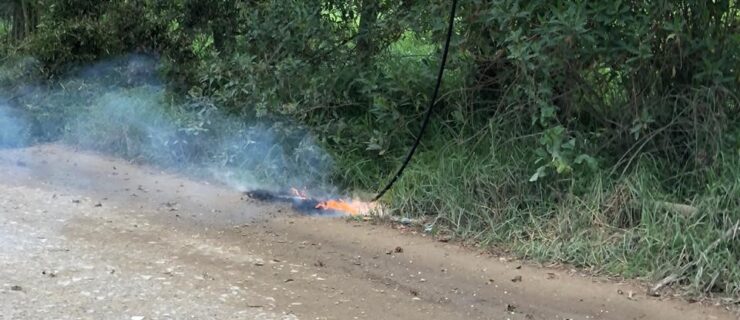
[244,189,342,216]
[244,189,284,201]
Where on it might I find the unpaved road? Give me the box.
[0,145,736,320]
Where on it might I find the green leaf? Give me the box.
[555,158,572,174]
[529,166,548,182]
[574,154,598,170]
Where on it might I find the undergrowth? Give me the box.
[361,121,740,298]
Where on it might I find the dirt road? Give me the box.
[0,145,736,320]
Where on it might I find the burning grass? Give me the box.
[244,188,378,217]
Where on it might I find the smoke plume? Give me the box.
[0,54,337,197]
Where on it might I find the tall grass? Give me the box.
[327,33,740,299]
[358,121,739,297]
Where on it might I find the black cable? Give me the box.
[372,0,458,202]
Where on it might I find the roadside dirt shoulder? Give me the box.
[0,145,736,320]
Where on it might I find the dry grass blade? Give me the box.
[649,221,740,296]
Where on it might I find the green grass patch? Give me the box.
[366,121,740,297]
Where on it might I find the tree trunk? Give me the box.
[21,0,29,37]
[356,0,378,61]
[8,0,36,42]
[13,8,22,41]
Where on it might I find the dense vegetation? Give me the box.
[1,0,738,300]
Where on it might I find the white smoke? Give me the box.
[0,101,29,148]
[1,54,338,196]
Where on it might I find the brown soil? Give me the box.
[0,145,736,320]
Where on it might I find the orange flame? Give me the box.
[290,186,377,216]
[315,199,376,216]
[316,199,359,215]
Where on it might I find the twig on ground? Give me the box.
[652,201,699,217]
